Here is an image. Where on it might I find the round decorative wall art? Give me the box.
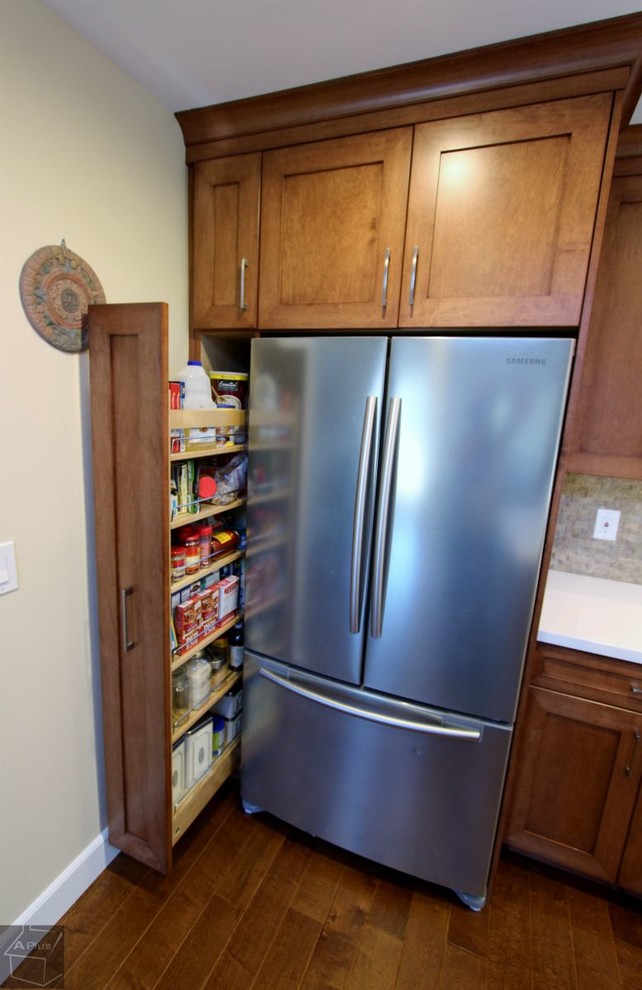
[19,241,105,352]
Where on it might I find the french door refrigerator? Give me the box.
[241,335,573,909]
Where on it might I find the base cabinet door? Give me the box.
[504,686,642,884]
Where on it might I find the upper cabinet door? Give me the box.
[399,94,612,328]
[259,129,413,329]
[192,153,261,329]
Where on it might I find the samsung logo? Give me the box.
[506,357,547,365]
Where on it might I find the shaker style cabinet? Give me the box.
[89,302,246,873]
[567,128,642,480]
[258,128,413,329]
[398,94,611,328]
[503,643,642,896]
[192,153,261,330]
[190,95,613,333]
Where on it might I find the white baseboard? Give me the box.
[13,829,119,927]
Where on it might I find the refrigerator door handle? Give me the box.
[258,667,482,740]
[350,395,378,633]
[370,396,401,639]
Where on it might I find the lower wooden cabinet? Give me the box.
[503,644,642,896]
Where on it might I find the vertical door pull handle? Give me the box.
[350,396,377,634]
[121,587,135,653]
[626,728,641,777]
[239,257,249,311]
[371,397,401,639]
[381,248,391,311]
[408,246,419,307]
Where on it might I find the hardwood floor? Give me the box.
[5,780,642,989]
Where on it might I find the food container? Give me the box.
[210,371,248,443]
[184,720,213,788]
[171,670,190,728]
[211,715,226,757]
[209,653,228,688]
[172,740,186,804]
[185,654,211,709]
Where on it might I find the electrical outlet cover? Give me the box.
[593,508,620,541]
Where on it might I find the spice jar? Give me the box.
[184,536,200,575]
[172,670,189,728]
[199,523,213,568]
[171,545,186,581]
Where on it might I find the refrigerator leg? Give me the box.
[454,889,486,912]
[242,797,264,816]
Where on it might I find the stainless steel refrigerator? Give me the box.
[241,335,573,909]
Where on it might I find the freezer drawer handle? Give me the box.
[371,396,401,639]
[350,395,378,634]
[259,667,482,740]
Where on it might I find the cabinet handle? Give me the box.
[381,248,391,310]
[625,728,641,777]
[239,257,249,311]
[121,587,135,653]
[408,246,419,307]
[631,684,642,695]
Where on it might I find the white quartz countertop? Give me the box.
[538,570,642,665]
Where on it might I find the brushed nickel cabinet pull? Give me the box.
[631,684,642,695]
[239,257,249,311]
[408,246,419,307]
[381,248,391,310]
[121,587,135,653]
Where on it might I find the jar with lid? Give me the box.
[171,545,186,582]
[172,669,190,728]
[185,654,211,709]
[184,536,200,575]
[199,523,213,568]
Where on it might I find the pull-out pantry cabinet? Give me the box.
[88,302,246,872]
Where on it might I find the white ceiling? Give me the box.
[42,0,642,121]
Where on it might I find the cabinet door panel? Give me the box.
[400,94,612,327]
[192,153,260,329]
[619,780,642,896]
[89,302,171,873]
[504,687,642,883]
[568,171,642,479]
[259,129,412,328]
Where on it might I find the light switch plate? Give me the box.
[0,540,18,594]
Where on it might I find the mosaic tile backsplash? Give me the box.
[550,474,642,584]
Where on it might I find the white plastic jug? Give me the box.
[176,360,216,443]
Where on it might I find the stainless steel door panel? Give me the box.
[241,654,512,899]
[246,337,387,682]
[363,337,573,722]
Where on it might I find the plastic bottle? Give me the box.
[176,360,216,444]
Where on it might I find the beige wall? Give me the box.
[0,0,189,922]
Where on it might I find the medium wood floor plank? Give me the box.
[298,929,359,990]
[199,833,313,990]
[368,876,413,941]
[153,894,240,990]
[614,939,642,990]
[251,906,323,990]
[105,796,240,990]
[568,885,621,990]
[344,925,403,990]
[324,863,377,939]
[291,843,344,924]
[528,870,577,990]
[437,943,488,990]
[394,888,450,990]
[484,857,532,990]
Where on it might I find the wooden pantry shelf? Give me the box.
[172,669,241,745]
[172,738,241,845]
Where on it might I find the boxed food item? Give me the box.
[172,739,186,805]
[210,371,248,443]
[184,719,213,788]
[217,574,239,621]
[173,599,200,649]
[197,586,219,635]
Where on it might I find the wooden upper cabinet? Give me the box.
[192,153,261,329]
[399,94,613,328]
[567,155,642,479]
[258,129,413,329]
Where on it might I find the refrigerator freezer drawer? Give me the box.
[241,654,512,900]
